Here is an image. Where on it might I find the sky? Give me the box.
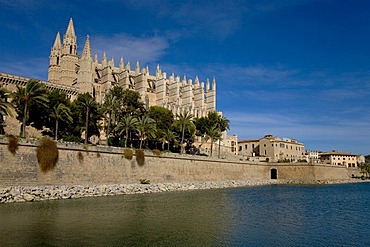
[0,0,369,155]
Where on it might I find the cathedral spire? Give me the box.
[65,17,76,38]
[81,35,92,60]
[52,31,61,50]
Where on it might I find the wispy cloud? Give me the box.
[0,57,48,81]
[227,111,370,154]
[90,34,169,65]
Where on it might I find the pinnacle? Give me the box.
[81,35,92,60]
[65,17,76,38]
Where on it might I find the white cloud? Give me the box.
[0,57,48,81]
[226,111,370,154]
[90,34,169,65]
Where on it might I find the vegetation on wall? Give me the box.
[123,148,133,160]
[77,151,84,163]
[36,137,59,173]
[7,134,18,155]
[136,149,145,166]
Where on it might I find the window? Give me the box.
[252,144,255,149]
[239,146,242,151]
[264,144,266,147]
[245,144,247,149]
[272,144,274,147]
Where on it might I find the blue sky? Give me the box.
[0,0,369,155]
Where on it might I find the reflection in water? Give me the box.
[0,183,369,246]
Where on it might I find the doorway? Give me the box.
[271,168,278,179]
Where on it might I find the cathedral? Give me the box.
[48,18,216,118]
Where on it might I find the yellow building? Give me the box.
[238,135,306,162]
[319,151,358,168]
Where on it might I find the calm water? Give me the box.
[1,183,369,246]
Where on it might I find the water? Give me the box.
[1,183,369,246]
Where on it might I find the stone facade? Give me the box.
[320,151,358,168]
[48,18,216,118]
[238,135,306,162]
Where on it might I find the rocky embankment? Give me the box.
[0,179,363,203]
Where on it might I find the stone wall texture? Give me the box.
[0,138,351,187]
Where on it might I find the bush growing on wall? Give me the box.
[36,137,59,173]
[136,149,145,166]
[77,151,84,163]
[7,134,18,155]
[124,148,133,160]
[152,149,161,156]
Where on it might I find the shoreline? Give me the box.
[0,179,366,204]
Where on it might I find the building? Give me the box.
[306,150,320,163]
[238,135,306,162]
[47,18,216,118]
[319,151,358,168]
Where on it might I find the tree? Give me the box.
[135,116,156,149]
[206,125,222,157]
[160,128,177,150]
[101,93,117,138]
[148,106,174,149]
[75,93,101,144]
[0,87,14,134]
[11,80,48,138]
[176,112,194,154]
[116,115,138,148]
[50,103,73,140]
[216,115,230,158]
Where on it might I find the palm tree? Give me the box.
[50,103,73,140]
[116,115,138,148]
[206,125,222,157]
[101,93,117,138]
[177,112,193,154]
[136,116,156,149]
[80,96,96,144]
[160,128,177,150]
[0,87,13,117]
[11,80,48,138]
[0,87,14,134]
[216,115,230,158]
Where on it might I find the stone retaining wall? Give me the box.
[0,137,351,188]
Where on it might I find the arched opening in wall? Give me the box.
[271,168,278,179]
[70,45,73,54]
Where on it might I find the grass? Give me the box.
[136,149,145,166]
[36,137,59,173]
[77,151,84,163]
[124,148,133,160]
[7,134,18,156]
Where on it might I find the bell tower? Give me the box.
[48,31,61,83]
[59,18,79,86]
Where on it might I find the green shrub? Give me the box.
[124,148,133,160]
[139,178,150,184]
[62,135,82,143]
[152,149,161,156]
[77,151,84,163]
[136,149,145,166]
[36,137,59,173]
[7,134,18,155]
[96,152,101,158]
